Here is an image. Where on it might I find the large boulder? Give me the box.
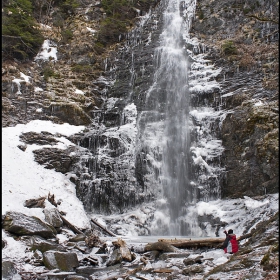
[2,211,56,238]
[43,251,79,271]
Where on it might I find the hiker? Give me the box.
[222,229,239,254]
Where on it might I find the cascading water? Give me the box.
[135,0,195,235]
[132,0,227,236]
[75,0,227,237]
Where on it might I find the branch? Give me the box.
[90,218,116,237]
[247,14,278,24]
[60,214,83,235]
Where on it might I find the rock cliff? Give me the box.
[2,0,278,207]
[189,0,278,198]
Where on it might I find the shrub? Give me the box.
[198,10,204,19]
[71,64,93,73]
[97,17,128,46]
[59,0,79,16]
[95,0,138,48]
[43,66,60,81]
[221,40,238,55]
[61,29,74,43]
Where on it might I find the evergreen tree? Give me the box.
[2,0,44,60]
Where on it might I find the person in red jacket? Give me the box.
[222,229,239,254]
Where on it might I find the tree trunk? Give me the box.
[156,232,253,249]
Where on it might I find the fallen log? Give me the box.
[90,218,116,237]
[158,232,253,249]
[237,232,253,242]
[157,238,224,249]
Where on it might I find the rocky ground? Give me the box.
[2,200,279,279]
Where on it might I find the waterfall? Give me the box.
[76,0,226,237]
[136,0,194,235]
[133,0,225,236]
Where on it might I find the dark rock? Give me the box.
[2,211,57,238]
[2,261,20,280]
[44,208,63,228]
[24,197,46,208]
[84,233,101,247]
[183,255,203,266]
[2,239,7,249]
[33,147,79,174]
[28,235,67,253]
[143,250,160,261]
[45,103,92,126]
[106,248,123,266]
[75,264,123,278]
[159,252,191,260]
[182,264,204,275]
[43,251,79,271]
[69,233,86,242]
[19,131,59,145]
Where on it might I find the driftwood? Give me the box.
[157,238,224,249]
[157,232,254,249]
[153,268,174,273]
[60,214,83,235]
[90,218,116,237]
[24,197,46,208]
[48,193,57,207]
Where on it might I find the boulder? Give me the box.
[69,233,86,242]
[183,255,203,266]
[43,251,79,271]
[112,238,133,262]
[106,249,122,266]
[2,211,56,238]
[182,264,204,275]
[44,208,63,229]
[2,261,21,280]
[29,235,67,253]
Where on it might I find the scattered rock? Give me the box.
[2,261,21,280]
[28,235,67,253]
[182,264,204,275]
[44,208,63,229]
[43,251,79,271]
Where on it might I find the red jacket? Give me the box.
[222,234,239,253]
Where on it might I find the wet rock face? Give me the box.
[190,0,279,198]
[1,0,278,212]
[33,147,79,174]
[220,101,279,198]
